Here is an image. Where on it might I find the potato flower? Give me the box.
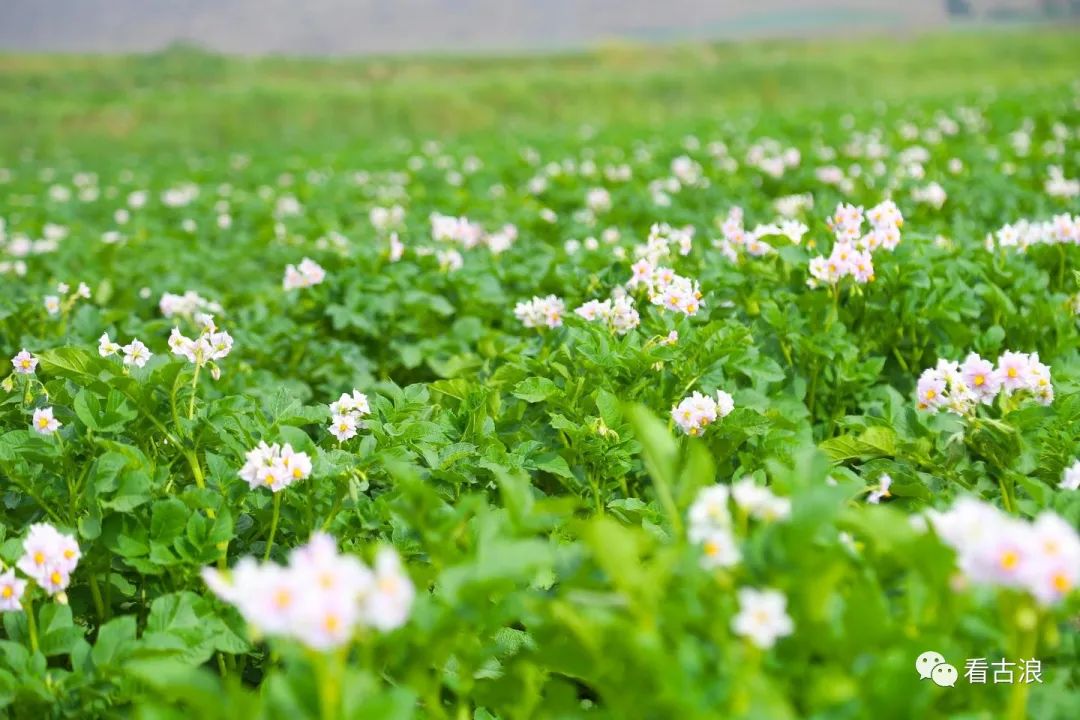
[203,533,414,650]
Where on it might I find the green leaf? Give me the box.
[512,377,559,403]
[151,498,189,545]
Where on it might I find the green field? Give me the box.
[0,28,1078,719]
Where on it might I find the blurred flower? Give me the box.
[203,533,414,650]
[732,587,794,649]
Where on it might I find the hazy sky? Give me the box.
[0,1,1045,55]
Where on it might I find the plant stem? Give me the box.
[264,492,282,561]
[187,363,202,419]
[1006,605,1038,720]
[24,591,39,654]
[89,573,107,621]
[315,649,345,720]
[998,474,1015,514]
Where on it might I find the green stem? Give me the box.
[183,450,207,490]
[23,591,39,654]
[1006,606,1038,720]
[998,473,1015,515]
[187,363,202,420]
[314,649,345,720]
[89,573,107,621]
[265,492,282,561]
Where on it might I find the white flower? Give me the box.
[203,534,413,651]
[388,233,405,262]
[11,349,37,375]
[0,569,27,612]
[237,441,312,493]
[98,333,121,357]
[692,528,741,569]
[715,390,735,418]
[362,547,416,631]
[732,478,791,521]
[16,523,80,596]
[671,389,733,436]
[868,474,893,504]
[688,484,732,533]
[514,295,566,329]
[32,407,61,435]
[1061,460,1080,491]
[926,497,1080,606]
[731,587,795,649]
[283,258,326,290]
[329,390,370,417]
[44,295,61,316]
[329,413,358,442]
[122,339,152,368]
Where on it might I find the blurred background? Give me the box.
[2,0,1078,54]
[0,2,1077,155]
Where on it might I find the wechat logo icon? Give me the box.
[916,650,958,688]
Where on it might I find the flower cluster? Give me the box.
[238,442,313,492]
[5,523,82,600]
[911,181,947,208]
[43,281,91,317]
[573,293,640,334]
[431,213,485,248]
[159,290,222,319]
[168,314,234,371]
[671,390,734,436]
[687,485,740,569]
[731,477,792,521]
[1044,165,1079,199]
[283,258,326,290]
[808,200,902,288]
[514,295,566,329]
[926,498,1079,606]
[641,222,694,261]
[98,333,154,368]
[713,207,807,262]
[203,533,414,650]
[986,214,1079,252]
[916,351,1053,413]
[686,479,790,571]
[328,389,371,442]
[626,259,704,317]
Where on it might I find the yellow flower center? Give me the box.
[1052,573,1070,593]
[50,571,63,585]
[273,589,292,609]
[974,375,985,387]
[33,551,45,565]
[999,550,1019,570]
[1007,368,1018,378]
[1,587,12,598]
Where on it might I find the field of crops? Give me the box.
[0,28,1078,719]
